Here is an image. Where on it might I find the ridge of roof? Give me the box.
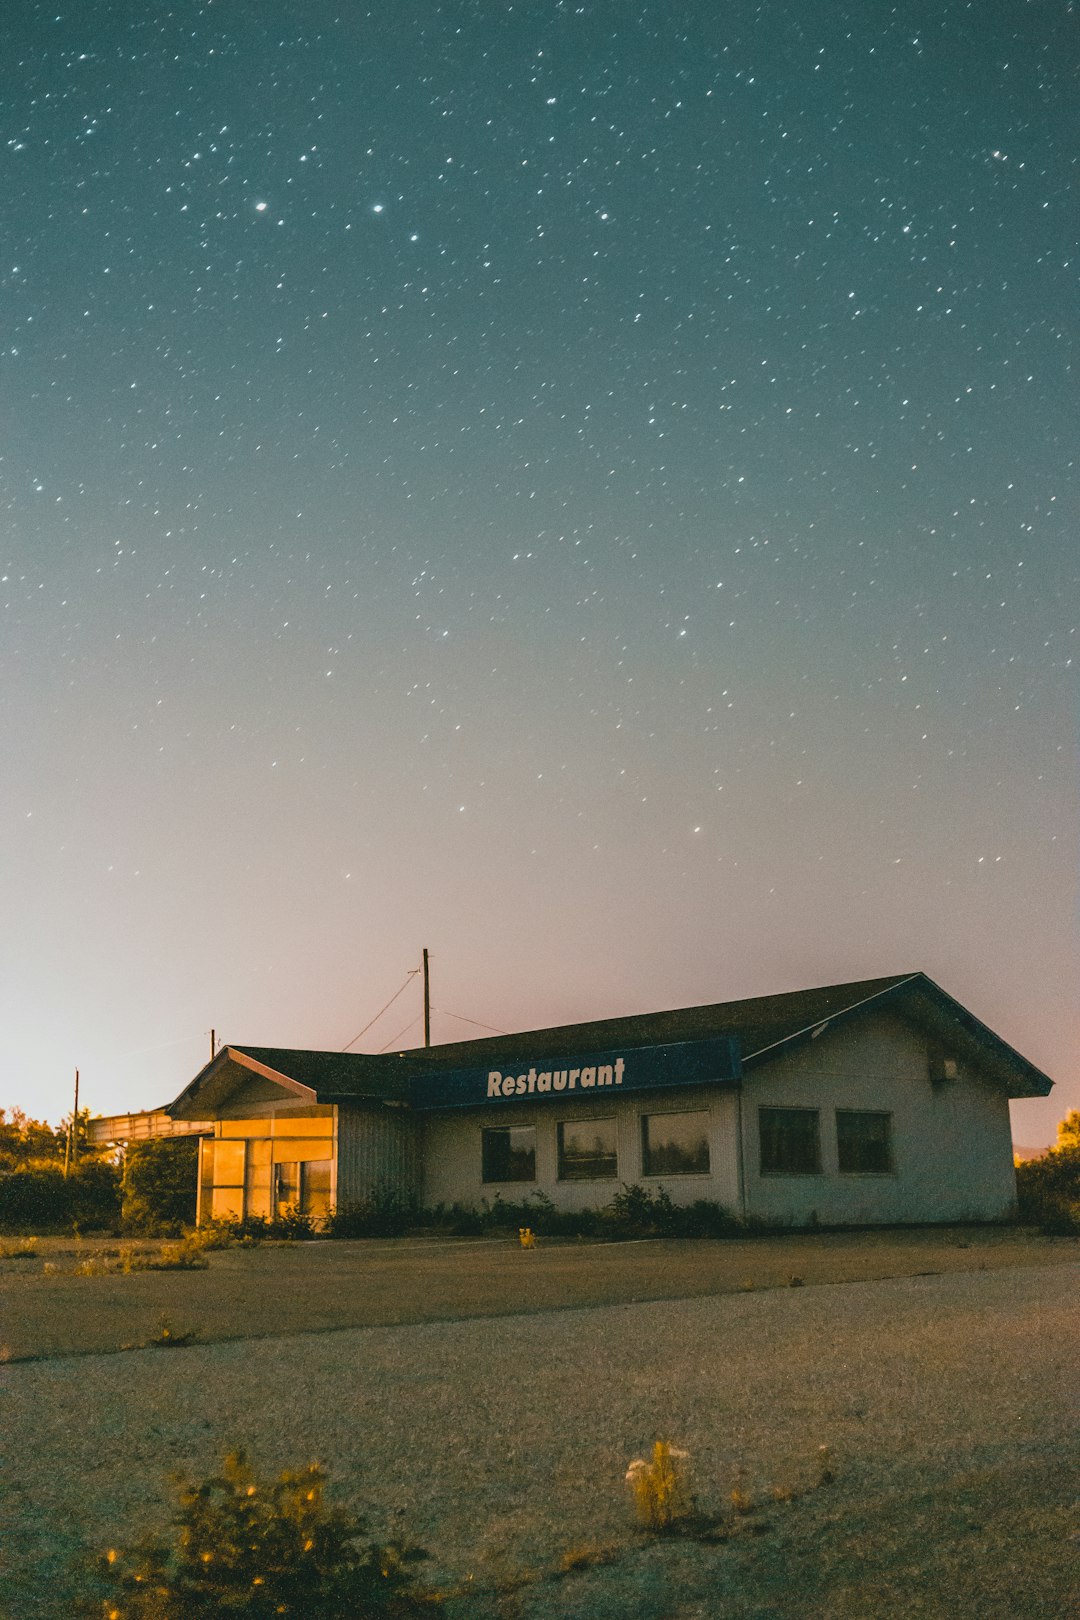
[169,971,1052,1110]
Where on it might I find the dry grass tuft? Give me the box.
[0,1236,38,1259]
[558,1540,619,1574]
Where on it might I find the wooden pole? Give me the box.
[64,1068,79,1177]
[422,948,431,1047]
[211,1028,216,1062]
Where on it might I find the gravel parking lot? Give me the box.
[1,1239,1078,1617]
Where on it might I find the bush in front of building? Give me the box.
[121,1138,199,1233]
[324,1188,417,1239]
[0,1160,121,1234]
[603,1184,748,1240]
[1015,1143,1080,1234]
[85,1449,442,1618]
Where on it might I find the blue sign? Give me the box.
[407,1036,740,1111]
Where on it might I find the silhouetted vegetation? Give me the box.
[121,1138,199,1233]
[1015,1141,1080,1235]
[0,1159,121,1233]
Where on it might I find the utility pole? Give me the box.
[422,948,431,1047]
[64,1067,79,1178]
[211,1029,216,1062]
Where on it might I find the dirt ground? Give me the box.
[2,1225,1076,1361]
[1,1242,1077,1619]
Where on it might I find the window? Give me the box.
[301,1159,332,1216]
[274,1160,301,1214]
[209,1138,246,1219]
[836,1111,893,1174]
[481,1126,536,1183]
[759,1108,821,1174]
[558,1118,618,1180]
[641,1111,710,1176]
[274,1158,332,1216]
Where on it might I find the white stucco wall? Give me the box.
[418,1011,1017,1224]
[419,1086,742,1212]
[742,1010,1017,1224]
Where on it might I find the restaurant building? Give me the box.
[94,973,1052,1227]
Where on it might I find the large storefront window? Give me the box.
[836,1110,893,1174]
[557,1118,617,1180]
[759,1107,821,1174]
[641,1111,710,1176]
[209,1139,246,1219]
[274,1159,333,1216]
[200,1108,335,1224]
[481,1126,536,1183]
[301,1158,332,1218]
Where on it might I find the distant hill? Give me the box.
[1012,1143,1051,1162]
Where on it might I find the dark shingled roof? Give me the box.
[168,972,1052,1114]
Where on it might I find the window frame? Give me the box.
[556,1116,619,1181]
[640,1109,712,1178]
[835,1109,894,1175]
[758,1106,822,1176]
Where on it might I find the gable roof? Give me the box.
[166,971,1052,1118]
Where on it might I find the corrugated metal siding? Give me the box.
[336,1105,420,1203]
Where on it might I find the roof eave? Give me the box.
[743,972,1053,1098]
[166,1047,318,1118]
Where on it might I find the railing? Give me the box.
[87,1111,213,1145]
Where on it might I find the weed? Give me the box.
[558,1541,619,1574]
[148,1315,199,1348]
[87,1449,441,1617]
[74,1257,115,1276]
[729,1488,755,1515]
[517,1227,536,1249]
[0,1236,38,1259]
[814,1444,835,1487]
[625,1441,695,1532]
[146,1242,209,1271]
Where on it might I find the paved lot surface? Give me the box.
[2,1226,1076,1360]
[1,1239,1078,1617]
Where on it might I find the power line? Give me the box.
[432,1007,508,1036]
[379,1014,422,1053]
[341,972,418,1052]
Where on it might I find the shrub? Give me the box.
[121,1139,198,1233]
[604,1184,745,1240]
[146,1242,210,1272]
[1015,1145,1080,1234]
[324,1189,416,1239]
[0,1161,121,1234]
[266,1205,317,1242]
[88,1450,440,1617]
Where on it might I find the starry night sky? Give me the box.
[2,1,1076,1143]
